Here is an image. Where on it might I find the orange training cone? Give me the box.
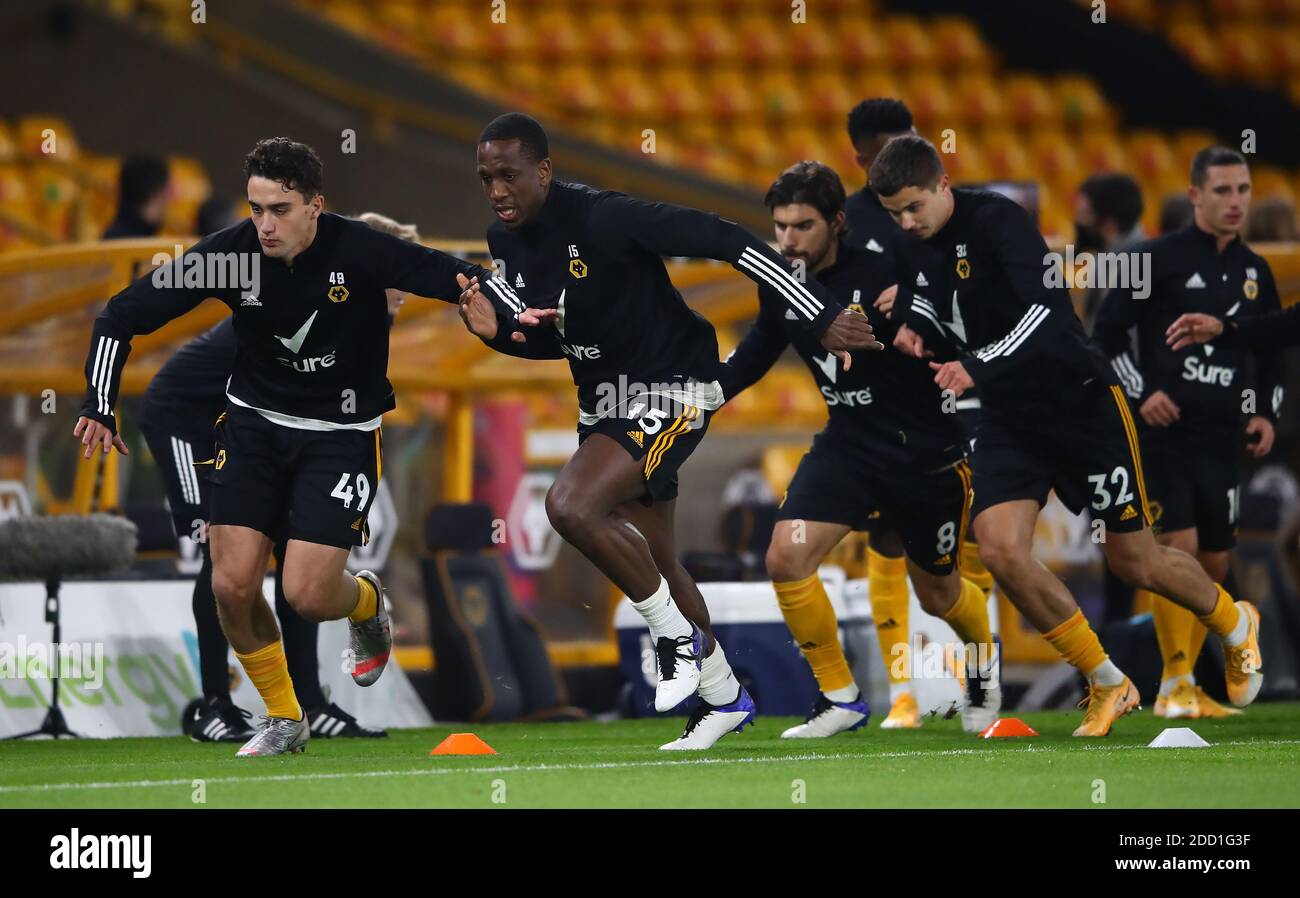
[430,733,497,755]
[979,718,1039,738]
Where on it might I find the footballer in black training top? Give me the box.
[869,135,1265,737]
[75,138,498,757]
[721,160,1000,738]
[456,113,878,751]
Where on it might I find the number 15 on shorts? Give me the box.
[331,472,371,510]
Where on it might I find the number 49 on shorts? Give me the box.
[331,472,371,511]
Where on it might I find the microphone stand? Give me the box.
[7,575,82,740]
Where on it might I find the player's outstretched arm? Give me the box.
[588,191,878,352]
[75,237,228,457]
[455,273,564,360]
[1168,280,1300,353]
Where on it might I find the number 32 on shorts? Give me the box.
[1088,466,1134,511]
[330,472,371,511]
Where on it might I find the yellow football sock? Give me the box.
[773,572,854,694]
[234,641,301,720]
[1197,584,1241,639]
[1188,619,1209,668]
[349,574,377,624]
[942,577,994,649]
[1149,591,1196,680]
[867,547,910,684]
[1044,609,1108,675]
[960,540,995,599]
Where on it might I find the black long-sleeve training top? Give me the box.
[1093,223,1284,450]
[81,212,491,433]
[721,239,966,471]
[1220,302,1300,352]
[889,188,1115,421]
[477,180,845,423]
[844,184,902,262]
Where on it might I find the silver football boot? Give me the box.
[348,570,391,687]
[235,714,309,757]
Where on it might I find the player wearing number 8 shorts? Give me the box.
[722,161,1002,737]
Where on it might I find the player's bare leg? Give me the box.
[281,539,390,687]
[1105,526,1260,708]
[767,518,870,737]
[546,434,708,712]
[210,523,308,755]
[974,500,1138,736]
[623,499,756,748]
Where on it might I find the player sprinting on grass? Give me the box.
[1094,147,1282,719]
[721,161,1000,737]
[74,138,498,757]
[846,97,1001,728]
[871,135,1264,736]
[456,113,878,750]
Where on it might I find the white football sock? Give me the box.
[826,684,860,703]
[1086,658,1126,687]
[697,640,740,706]
[1224,604,1250,647]
[1160,673,1194,697]
[630,577,692,643]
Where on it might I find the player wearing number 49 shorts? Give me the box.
[722,161,1002,737]
[874,136,1263,736]
[1096,146,1282,719]
[76,139,496,756]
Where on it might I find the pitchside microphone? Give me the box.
[0,514,137,583]
[0,514,138,740]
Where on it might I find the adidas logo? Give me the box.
[799,640,819,650]
[351,516,364,530]
[878,617,899,629]
[515,273,525,288]
[865,238,884,253]
[936,553,951,565]
[785,308,798,320]
[240,294,262,306]
[626,430,644,448]
[1185,273,1206,289]
[1171,651,1186,662]
[916,272,929,287]
[1120,504,1137,521]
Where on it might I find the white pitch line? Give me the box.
[3,738,1298,796]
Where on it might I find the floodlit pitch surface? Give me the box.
[2,705,1298,808]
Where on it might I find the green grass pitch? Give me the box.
[3,704,1298,809]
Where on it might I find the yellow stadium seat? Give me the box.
[424,7,483,59]
[833,22,888,71]
[737,15,788,69]
[843,72,903,114]
[533,12,583,67]
[942,138,991,185]
[980,130,1035,180]
[950,73,1008,128]
[634,13,689,67]
[761,443,811,498]
[883,17,936,70]
[707,69,759,123]
[602,66,658,121]
[1003,75,1060,129]
[1221,25,1279,84]
[582,12,633,64]
[779,128,830,168]
[806,75,856,128]
[685,14,739,67]
[1029,131,1086,189]
[1252,165,1296,200]
[757,73,807,125]
[903,72,956,131]
[0,121,13,163]
[1212,0,1266,20]
[930,17,994,70]
[552,66,602,123]
[655,68,706,122]
[787,21,835,71]
[1054,75,1112,129]
[1078,132,1133,174]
